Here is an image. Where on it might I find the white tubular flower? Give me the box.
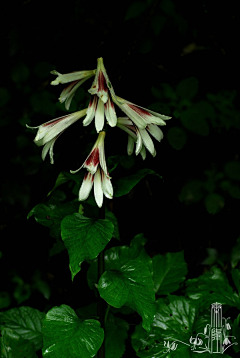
[117,117,164,159]
[112,95,171,130]
[70,131,113,208]
[26,109,87,164]
[51,69,96,110]
[88,57,115,103]
[83,94,117,133]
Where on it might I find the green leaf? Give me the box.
[176,77,198,100]
[150,15,166,35]
[131,296,198,358]
[125,1,147,20]
[231,268,240,296]
[61,213,114,280]
[47,172,76,196]
[27,201,80,239]
[180,108,209,136]
[105,316,129,358]
[42,305,104,358]
[97,235,155,331]
[107,155,120,173]
[105,209,120,240]
[114,168,162,197]
[152,251,188,295]
[185,266,240,310]
[204,193,225,214]
[0,328,37,358]
[167,127,187,150]
[0,306,45,351]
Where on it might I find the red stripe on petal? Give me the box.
[85,148,100,167]
[42,117,67,127]
[98,72,108,93]
[128,104,152,117]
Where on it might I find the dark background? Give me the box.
[0,0,240,355]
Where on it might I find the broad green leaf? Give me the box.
[42,305,104,358]
[204,193,225,214]
[131,296,199,358]
[180,108,209,136]
[61,213,114,280]
[105,209,120,240]
[185,266,240,310]
[231,268,240,296]
[0,306,45,351]
[167,127,187,150]
[97,235,155,331]
[114,168,162,197]
[176,77,198,100]
[27,201,80,239]
[76,303,129,358]
[47,172,75,196]
[0,328,37,358]
[152,251,188,295]
[105,316,129,358]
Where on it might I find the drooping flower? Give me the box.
[83,94,117,132]
[51,69,96,110]
[112,95,171,130]
[83,58,117,132]
[117,117,164,159]
[70,131,113,207]
[26,109,87,164]
[88,57,115,102]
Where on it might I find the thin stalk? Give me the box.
[98,197,105,358]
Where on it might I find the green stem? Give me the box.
[98,198,105,358]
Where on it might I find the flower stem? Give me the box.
[98,197,105,358]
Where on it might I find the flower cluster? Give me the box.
[27,58,171,207]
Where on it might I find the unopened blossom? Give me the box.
[51,69,96,110]
[112,95,171,130]
[117,117,164,159]
[26,109,87,164]
[83,57,117,132]
[70,131,113,208]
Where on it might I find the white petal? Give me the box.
[135,128,143,155]
[112,96,146,129]
[60,76,92,110]
[95,99,105,133]
[139,128,155,155]
[79,172,94,201]
[41,138,55,163]
[127,135,134,155]
[34,109,87,146]
[101,170,113,199]
[94,168,103,207]
[98,131,108,176]
[147,124,164,141]
[140,146,146,160]
[117,123,137,141]
[51,70,95,85]
[83,96,98,127]
[117,117,133,126]
[105,98,117,127]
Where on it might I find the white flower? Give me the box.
[117,117,164,159]
[88,57,115,103]
[51,69,96,110]
[70,131,113,207]
[26,109,87,164]
[223,337,231,346]
[83,94,117,132]
[112,95,171,130]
